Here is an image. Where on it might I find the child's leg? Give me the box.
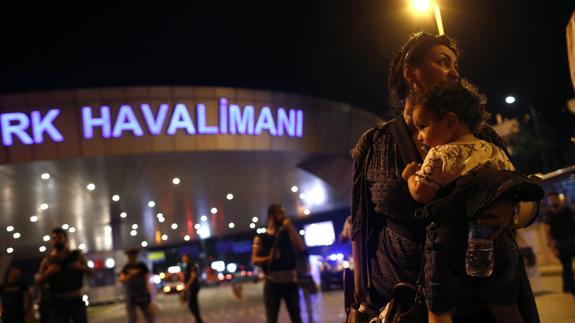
[487,303,524,323]
[428,310,454,323]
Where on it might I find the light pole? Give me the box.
[505,95,549,172]
[411,0,445,35]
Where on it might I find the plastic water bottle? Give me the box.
[465,223,494,277]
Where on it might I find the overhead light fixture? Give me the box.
[120,212,127,219]
[228,222,235,229]
[299,193,307,200]
[194,224,201,230]
[41,173,50,180]
[226,193,234,200]
[156,213,164,218]
[30,216,39,223]
[62,224,69,230]
[39,246,47,252]
[87,183,96,191]
[6,226,14,232]
[171,223,178,230]
[200,215,208,222]
[210,208,218,214]
[172,177,181,185]
[184,235,191,241]
[130,230,137,236]
[112,195,120,202]
[69,227,76,233]
[161,234,168,241]
[299,230,305,236]
[141,241,148,247]
[158,217,165,223]
[79,243,87,251]
[7,247,14,254]
[43,235,50,242]
[291,186,299,193]
[250,223,256,229]
[87,260,95,268]
[13,232,21,239]
[252,217,259,223]
[304,209,311,215]
[132,224,138,230]
[40,203,49,210]
[148,201,156,208]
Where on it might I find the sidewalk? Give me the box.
[533,263,575,322]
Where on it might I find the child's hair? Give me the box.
[415,80,489,133]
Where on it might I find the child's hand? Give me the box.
[402,162,421,181]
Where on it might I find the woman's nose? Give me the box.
[448,67,460,81]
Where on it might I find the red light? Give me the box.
[241,271,246,276]
[225,274,232,280]
[247,271,253,277]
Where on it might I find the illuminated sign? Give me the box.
[0,98,304,146]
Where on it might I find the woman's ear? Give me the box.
[403,64,417,93]
[446,112,458,128]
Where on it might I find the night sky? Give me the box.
[1,1,573,117]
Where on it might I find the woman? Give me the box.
[252,204,305,323]
[350,32,539,322]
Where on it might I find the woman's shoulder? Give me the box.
[351,119,395,160]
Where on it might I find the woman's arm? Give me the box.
[282,218,306,253]
[251,237,271,267]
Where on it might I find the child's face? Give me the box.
[412,105,454,148]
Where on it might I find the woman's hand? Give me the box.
[402,162,421,181]
[475,199,514,240]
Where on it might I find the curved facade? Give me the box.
[0,86,380,164]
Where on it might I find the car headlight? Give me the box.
[163,286,171,293]
[176,284,184,291]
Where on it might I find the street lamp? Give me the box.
[411,0,445,35]
[505,96,549,172]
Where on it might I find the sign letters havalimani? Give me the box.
[0,98,304,147]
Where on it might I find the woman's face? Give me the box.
[411,45,460,92]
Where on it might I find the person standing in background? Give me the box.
[0,266,31,323]
[181,254,204,323]
[252,204,305,323]
[36,228,92,323]
[544,192,575,297]
[119,249,156,323]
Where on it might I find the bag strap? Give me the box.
[388,116,423,165]
[388,116,426,305]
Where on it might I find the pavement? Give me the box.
[87,267,575,323]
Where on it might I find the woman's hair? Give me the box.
[415,80,489,133]
[388,32,460,110]
[266,204,284,227]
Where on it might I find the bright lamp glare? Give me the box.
[105,258,115,268]
[505,96,516,104]
[226,263,237,273]
[412,0,431,12]
[211,261,226,272]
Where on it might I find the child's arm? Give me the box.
[402,162,439,203]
